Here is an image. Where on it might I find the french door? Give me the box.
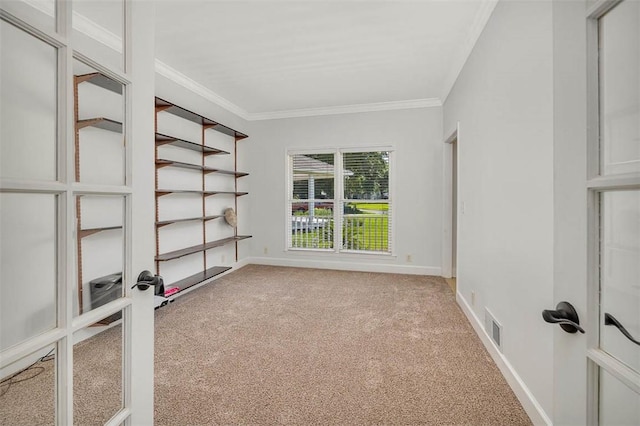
[0,1,155,424]
[585,1,640,424]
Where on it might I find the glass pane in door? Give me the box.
[73,59,125,186]
[73,311,124,425]
[0,20,57,182]
[599,0,640,176]
[600,190,640,374]
[0,0,56,34]
[0,193,57,351]
[600,367,640,426]
[75,195,125,317]
[0,344,56,424]
[72,0,124,73]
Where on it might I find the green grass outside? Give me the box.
[344,215,388,251]
[291,214,389,251]
[352,203,389,212]
[291,230,334,249]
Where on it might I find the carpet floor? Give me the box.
[1,265,531,425]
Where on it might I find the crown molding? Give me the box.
[248,98,442,121]
[73,10,121,52]
[155,61,441,121]
[154,60,251,120]
[440,0,499,104]
[21,0,121,51]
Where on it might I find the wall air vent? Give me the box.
[484,308,503,352]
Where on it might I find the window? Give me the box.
[287,149,392,254]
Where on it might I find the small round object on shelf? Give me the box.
[224,208,237,227]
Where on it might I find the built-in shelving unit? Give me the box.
[154,97,250,298]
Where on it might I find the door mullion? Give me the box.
[58,0,75,424]
[588,348,640,394]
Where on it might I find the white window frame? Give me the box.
[285,146,394,256]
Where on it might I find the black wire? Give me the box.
[0,348,55,398]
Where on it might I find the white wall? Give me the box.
[443,0,554,422]
[551,1,588,424]
[247,107,443,275]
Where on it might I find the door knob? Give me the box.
[132,270,162,291]
[542,301,585,334]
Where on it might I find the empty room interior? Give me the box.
[1,0,639,425]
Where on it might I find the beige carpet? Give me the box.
[154,265,530,425]
[1,265,531,425]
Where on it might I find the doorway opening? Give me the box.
[442,125,459,293]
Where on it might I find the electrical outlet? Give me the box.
[471,291,476,306]
[263,246,268,255]
[406,254,412,263]
[221,254,226,264]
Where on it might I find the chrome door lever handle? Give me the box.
[604,313,640,346]
[542,301,585,334]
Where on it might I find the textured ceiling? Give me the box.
[155,1,496,117]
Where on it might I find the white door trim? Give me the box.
[441,123,459,279]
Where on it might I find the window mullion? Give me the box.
[334,152,342,252]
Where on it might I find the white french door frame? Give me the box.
[585,0,640,423]
[0,1,155,424]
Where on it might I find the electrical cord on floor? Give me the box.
[0,348,55,398]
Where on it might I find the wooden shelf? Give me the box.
[156,189,204,197]
[156,159,203,171]
[214,191,248,196]
[156,215,222,228]
[164,266,232,296]
[77,117,123,133]
[155,133,229,155]
[156,159,248,177]
[79,226,122,238]
[155,235,252,262]
[213,169,249,178]
[156,190,248,197]
[75,72,122,94]
[155,97,249,140]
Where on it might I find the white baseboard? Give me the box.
[233,257,251,270]
[248,256,441,276]
[456,292,552,426]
